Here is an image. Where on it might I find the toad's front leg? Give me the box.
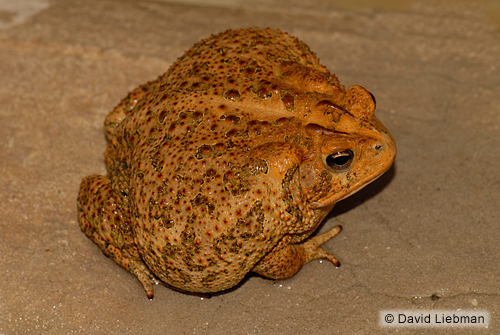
[77,175,156,299]
[251,225,342,279]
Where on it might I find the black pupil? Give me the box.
[326,151,353,169]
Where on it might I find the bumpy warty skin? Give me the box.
[77,28,396,299]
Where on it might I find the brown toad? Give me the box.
[77,28,396,299]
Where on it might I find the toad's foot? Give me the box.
[78,175,156,299]
[300,225,342,266]
[252,225,342,279]
[105,242,156,300]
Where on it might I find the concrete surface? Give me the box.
[1,0,499,334]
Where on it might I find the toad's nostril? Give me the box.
[375,144,382,150]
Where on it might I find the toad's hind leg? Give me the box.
[77,175,155,299]
[252,226,342,280]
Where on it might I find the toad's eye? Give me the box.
[326,150,354,170]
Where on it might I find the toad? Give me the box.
[77,28,396,299]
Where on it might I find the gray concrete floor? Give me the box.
[0,0,499,334]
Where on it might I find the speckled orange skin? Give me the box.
[77,28,396,299]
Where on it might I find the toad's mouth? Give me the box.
[309,169,387,209]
